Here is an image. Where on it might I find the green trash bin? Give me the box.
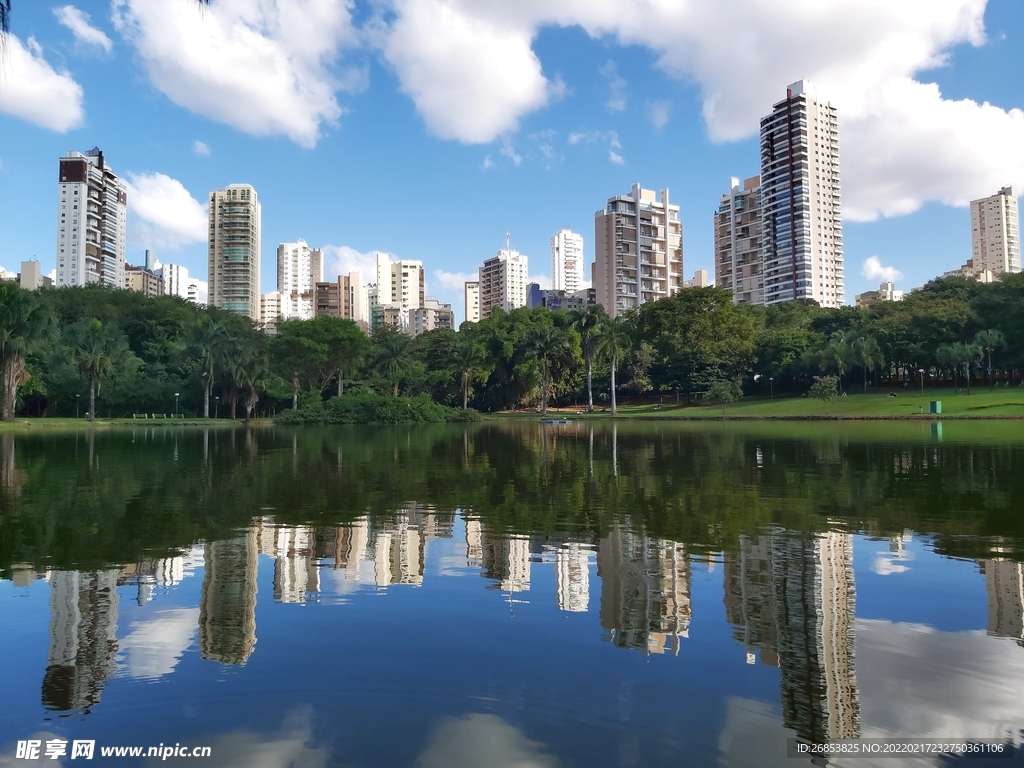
[929,401,941,414]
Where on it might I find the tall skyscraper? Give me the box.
[970,187,1020,277]
[551,228,584,293]
[277,240,323,320]
[478,247,528,319]
[594,184,683,317]
[464,281,480,323]
[56,148,127,289]
[759,80,843,307]
[208,184,261,321]
[715,176,764,304]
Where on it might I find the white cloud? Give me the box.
[599,60,626,112]
[54,5,113,53]
[124,172,207,249]
[118,608,199,679]
[648,100,671,130]
[862,256,904,283]
[372,0,1024,220]
[111,0,360,147]
[192,140,211,157]
[500,137,522,167]
[528,273,551,289]
[0,35,84,131]
[608,131,624,165]
[322,245,387,280]
[481,155,494,170]
[417,714,558,768]
[378,0,556,143]
[433,269,477,292]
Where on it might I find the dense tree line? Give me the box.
[0,272,1021,420]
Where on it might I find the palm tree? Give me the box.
[66,319,131,422]
[851,336,882,393]
[594,315,632,416]
[973,329,1005,388]
[0,284,53,422]
[819,332,851,393]
[371,326,410,397]
[521,326,572,415]
[236,349,269,425]
[570,304,605,412]
[189,315,229,417]
[449,337,488,410]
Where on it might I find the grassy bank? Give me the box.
[499,388,1024,420]
[0,417,264,433]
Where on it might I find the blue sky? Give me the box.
[1,0,1022,322]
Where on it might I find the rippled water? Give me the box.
[1,422,1023,766]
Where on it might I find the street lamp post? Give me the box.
[769,377,774,401]
[215,396,220,420]
[174,392,180,417]
[76,394,80,419]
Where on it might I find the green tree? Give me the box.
[370,326,411,397]
[595,314,633,416]
[973,329,1005,388]
[809,375,839,415]
[636,288,755,401]
[819,332,851,392]
[274,316,370,397]
[850,335,883,393]
[521,325,572,415]
[448,337,489,410]
[0,284,53,421]
[188,315,229,418]
[570,304,606,411]
[705,378,743,416]
[66,319,134,421]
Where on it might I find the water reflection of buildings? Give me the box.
[723,532,860,743]
[42,570,120,711]
[980,559,1024,646]
[597,527,691,655]
[199,530,259,665]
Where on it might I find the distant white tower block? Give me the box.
[551,228,585,293]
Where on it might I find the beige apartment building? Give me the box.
[970,186,1020,276]
[715,176,764,304]
[464,281,480,323]
[208,184,261,321]
[594,184,683,317]
[124,264,164,297]
[478,248,528,319]
[314,272,369,331]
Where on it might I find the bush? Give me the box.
[276,393,478,425]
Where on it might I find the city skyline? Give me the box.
[1,2,1022,323]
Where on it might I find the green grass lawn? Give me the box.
[630,388,1024,418]
[497,387,1024,420]
[0,417,255,432]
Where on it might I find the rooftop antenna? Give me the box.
[506,232,511,251]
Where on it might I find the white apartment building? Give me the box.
[760,80,844,307]
[594,184,683,317]
[161,263,207,304]
[478,248,528,319]
[208,184,261,321]
[374,252,424,321]
[970,186,1020,276]
[855,281,903,308]
[464,281,480,323]
[260,291,282,334]
[715,176,764,304]
[277,240,324,320]
[56,148,127,288]
[551,228,585,293]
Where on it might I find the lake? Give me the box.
[1,422,1023,766]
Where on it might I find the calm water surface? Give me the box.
[1,422,1023,767]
